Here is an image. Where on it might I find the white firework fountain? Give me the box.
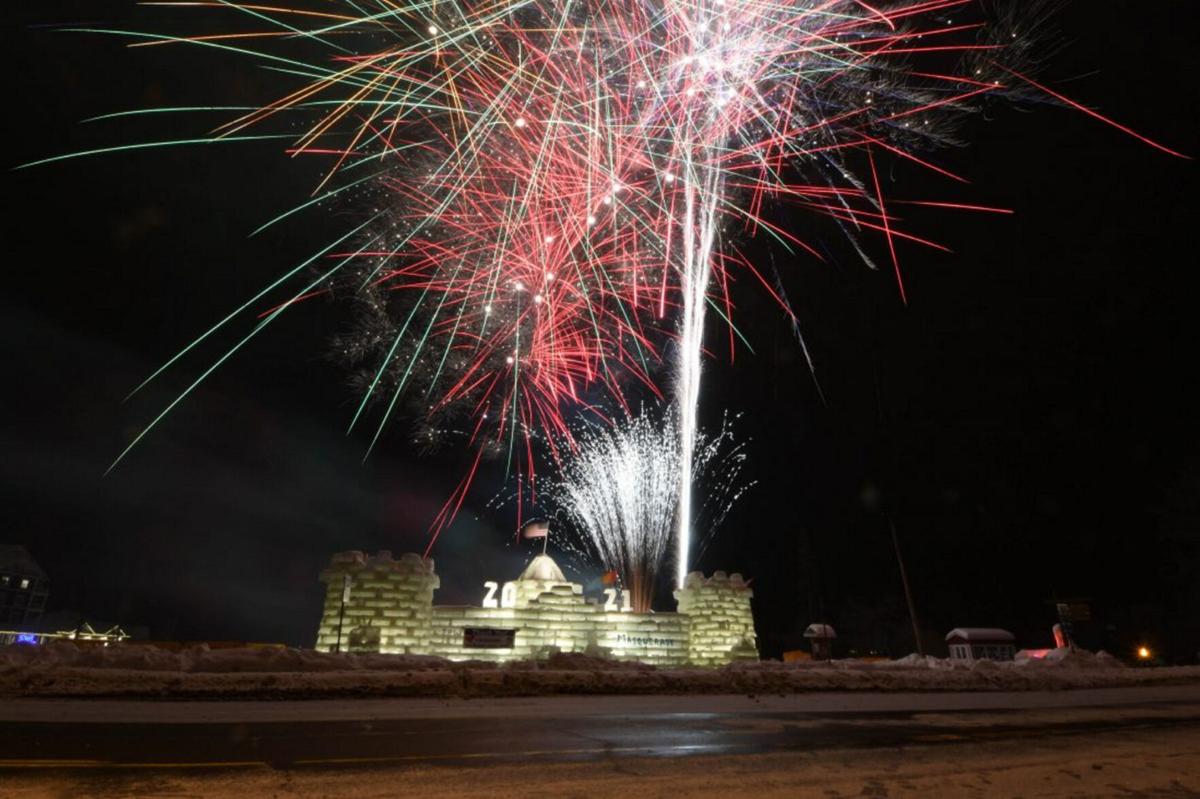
[546,407,749,611]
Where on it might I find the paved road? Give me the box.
[2,685,1198,772]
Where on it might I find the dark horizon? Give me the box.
[3,2,1198,661]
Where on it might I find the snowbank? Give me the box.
[1,643,1196,700]
[0,642,457,674]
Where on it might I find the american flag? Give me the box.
[521,520,550,539]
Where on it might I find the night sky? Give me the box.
[4,3,1198,660]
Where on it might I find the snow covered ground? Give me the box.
[2,642,1198,699]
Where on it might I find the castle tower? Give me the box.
[316,550,439,655]
[674,570,758,667]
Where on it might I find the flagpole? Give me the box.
[542,529,549,556]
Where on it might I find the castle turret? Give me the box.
[316,550,439,654]
[674,570,758,667]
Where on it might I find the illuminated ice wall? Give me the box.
[316,551,756,667]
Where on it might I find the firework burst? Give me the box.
[28,0,1185,565]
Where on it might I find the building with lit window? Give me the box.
[945,627,1016,662]
[0,546,50,628]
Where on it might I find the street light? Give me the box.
[1137,645,1152,661]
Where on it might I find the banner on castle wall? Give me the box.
[463,627,517,648]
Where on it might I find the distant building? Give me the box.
[945,627,1016,662]
[0,546,49,627]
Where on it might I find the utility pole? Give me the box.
[888,515,924,656]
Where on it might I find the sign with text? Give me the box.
[614,632,683,649]
[463,627,517,649]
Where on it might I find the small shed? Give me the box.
[803,623,837,661]
[945,628,1016,662]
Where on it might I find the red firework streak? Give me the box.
[108,1,1184,549]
